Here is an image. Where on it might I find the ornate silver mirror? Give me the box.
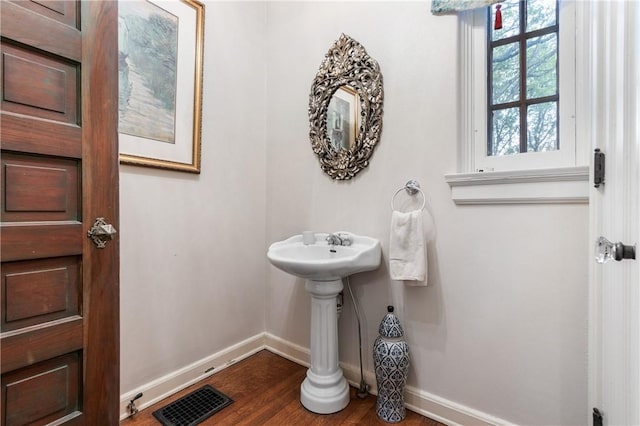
[309,34,384,180]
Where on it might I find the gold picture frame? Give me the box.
[118,0,204,173]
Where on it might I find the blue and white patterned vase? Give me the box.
[373,305,410,423]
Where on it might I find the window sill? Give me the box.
[444,166,589,205]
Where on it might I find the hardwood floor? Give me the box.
[120,350,444,425]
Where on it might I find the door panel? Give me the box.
[1,45,79,123]
[2,352,82,426]
[7,0,78,27]
[0,1,81,62]
[1,0,119,424]
[2,257,81,332]
[2,153,80,222]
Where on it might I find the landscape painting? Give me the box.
[119,0,178,143]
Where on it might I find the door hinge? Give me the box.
[594,148,605,188]
[593,407,603,426]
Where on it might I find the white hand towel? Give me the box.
[389,210,426,282]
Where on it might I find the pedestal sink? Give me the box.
[267,232,381,414]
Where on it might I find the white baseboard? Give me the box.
[120,332,514,426]
[263,332,309,367]
[263,333,514,426]
[403,386,516,426]
[119,333,266,420]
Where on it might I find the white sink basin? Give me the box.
[267,232,381,281]
[267,231,382,413]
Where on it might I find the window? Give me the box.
[445,0,589,204]
[479,0,575,171]
[488,0,559,157]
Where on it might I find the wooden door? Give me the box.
[0,1,119,424]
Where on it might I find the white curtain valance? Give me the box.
[431,0,502,15]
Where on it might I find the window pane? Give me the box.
[492,42,520,105]
[526,33,557,99]
[526,0,556,32]
[491,0,520,41]
[527,102,558,152]
[491,108,520,156]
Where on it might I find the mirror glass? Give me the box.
[309,34,383,180]
[326,86,360,151]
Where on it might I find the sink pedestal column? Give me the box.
[301,279,350,414]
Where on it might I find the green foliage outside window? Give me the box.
[488,0,559,157]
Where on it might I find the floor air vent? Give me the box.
[152,385,233,426]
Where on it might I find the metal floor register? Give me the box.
[152,385,233,426]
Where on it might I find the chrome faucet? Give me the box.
[326,233,352,246]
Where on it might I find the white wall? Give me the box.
[265,2,588,425]
[120,1,588,424]
[119,1,267,393]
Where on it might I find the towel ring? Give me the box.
[391,180,426,211]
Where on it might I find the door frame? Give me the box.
[81,0,120,422]
[588,1,640,425]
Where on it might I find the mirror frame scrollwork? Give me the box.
[309,34,384,180]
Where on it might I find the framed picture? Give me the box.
[326,85,359,151]
[118,0,204,173]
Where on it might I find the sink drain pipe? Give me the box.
[345,276,369,398]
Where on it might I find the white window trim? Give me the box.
[446,2,590,205]
[445,165,589,204]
